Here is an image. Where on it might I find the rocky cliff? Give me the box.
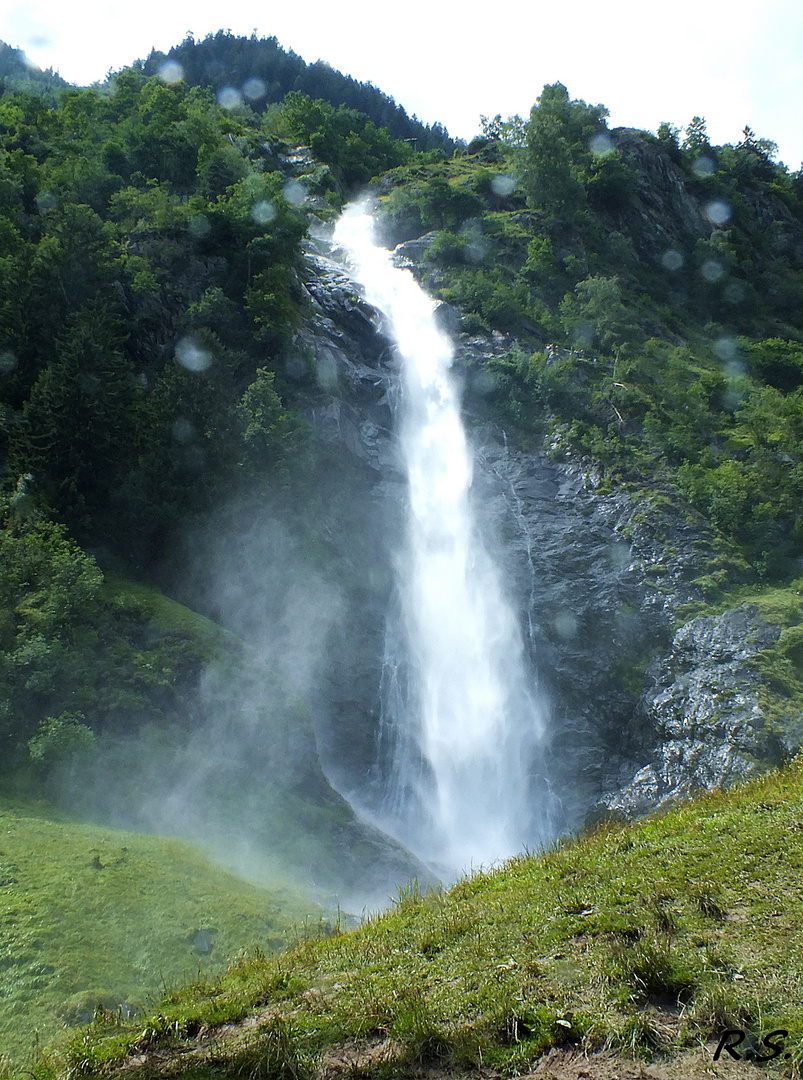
[294,225,799,849]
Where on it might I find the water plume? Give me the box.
[334,203,554,876]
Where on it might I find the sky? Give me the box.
[2,0,802,169]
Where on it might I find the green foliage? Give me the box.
[0,73,316,558]
[585,149,637,212]
[743,337,803,391]
[143,31,456,155]
[371,91,803,576]
[8,308,146,532]
[522,82,608,219]
[0,506,105,766]
[559,275,639,350]
[27,712,95,767]
[682,115,711,157]
[276,91,413,188]
[0,494,237,773]
[237,368,311,485]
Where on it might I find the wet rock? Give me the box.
[392,232,439,266]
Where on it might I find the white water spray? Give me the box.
[334,204,552,875]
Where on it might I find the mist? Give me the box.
[54,492,427,912]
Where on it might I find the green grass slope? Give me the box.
[51,757,803,1079]
[0,798,318,1069]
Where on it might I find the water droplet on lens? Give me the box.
[490,174,516,196]
[0,350,18,374]
[693,155,715,177]
[701,260,724,283]
[704,200,731,226]
[172,417,194,443]
[217,86,243,110]
[315,353,338,389]
[589,133,613,155]
[553,611,578,641]
[188,216,211,238]
[158,60,183,84]
[251,199,276,225]
[175,335,212,372]
[714,336,738,362]
[662,249,684,271]
[608,542,630,570]
[242,77,266,101]
[724,281,745,304]
[35,191,57,214]
[282,180,306,206]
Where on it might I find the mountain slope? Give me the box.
[0,40,69,98]
[48,757,803,1079]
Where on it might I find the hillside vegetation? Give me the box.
[375,85,803,578]
[27,758,803,1079]
[143,31,455,155]
[0,798,317,1069]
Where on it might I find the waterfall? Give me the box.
[334,203,553,876]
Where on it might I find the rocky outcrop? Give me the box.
[601,605,783,817]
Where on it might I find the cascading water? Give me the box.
[334,203,554,876]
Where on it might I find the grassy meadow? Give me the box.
[27,755,803,1079]
[0,797,318,1069]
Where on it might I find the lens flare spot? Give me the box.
[188,216,211,239]
[608,542,631,570]
[692,155,715,177]
[175,336,212,372]
[460,220,489,263]
[243,77,266,101]
[701,260,724,283]
[589,133,614,155]
[35,191,57,213]
[553,610,578,641]
[282,180,307,206]
[251,199,276,225]
[662,249,684,271]
[714,336,738,362]
[705,200,731,226]
[315,353,338,389]
[724,281,745,304]
[217,86,243,110]
[490,174,516,196]
[172,417,195,443]
[158,60,183,84]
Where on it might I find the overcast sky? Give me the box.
[2,0,802,169]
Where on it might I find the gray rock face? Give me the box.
[295,237,797,846]
[602,605,783,817]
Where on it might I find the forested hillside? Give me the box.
[143,30,455,154]
[378,87,803,576]
[0,40,68,99]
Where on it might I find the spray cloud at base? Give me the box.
[52,500,427,912]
